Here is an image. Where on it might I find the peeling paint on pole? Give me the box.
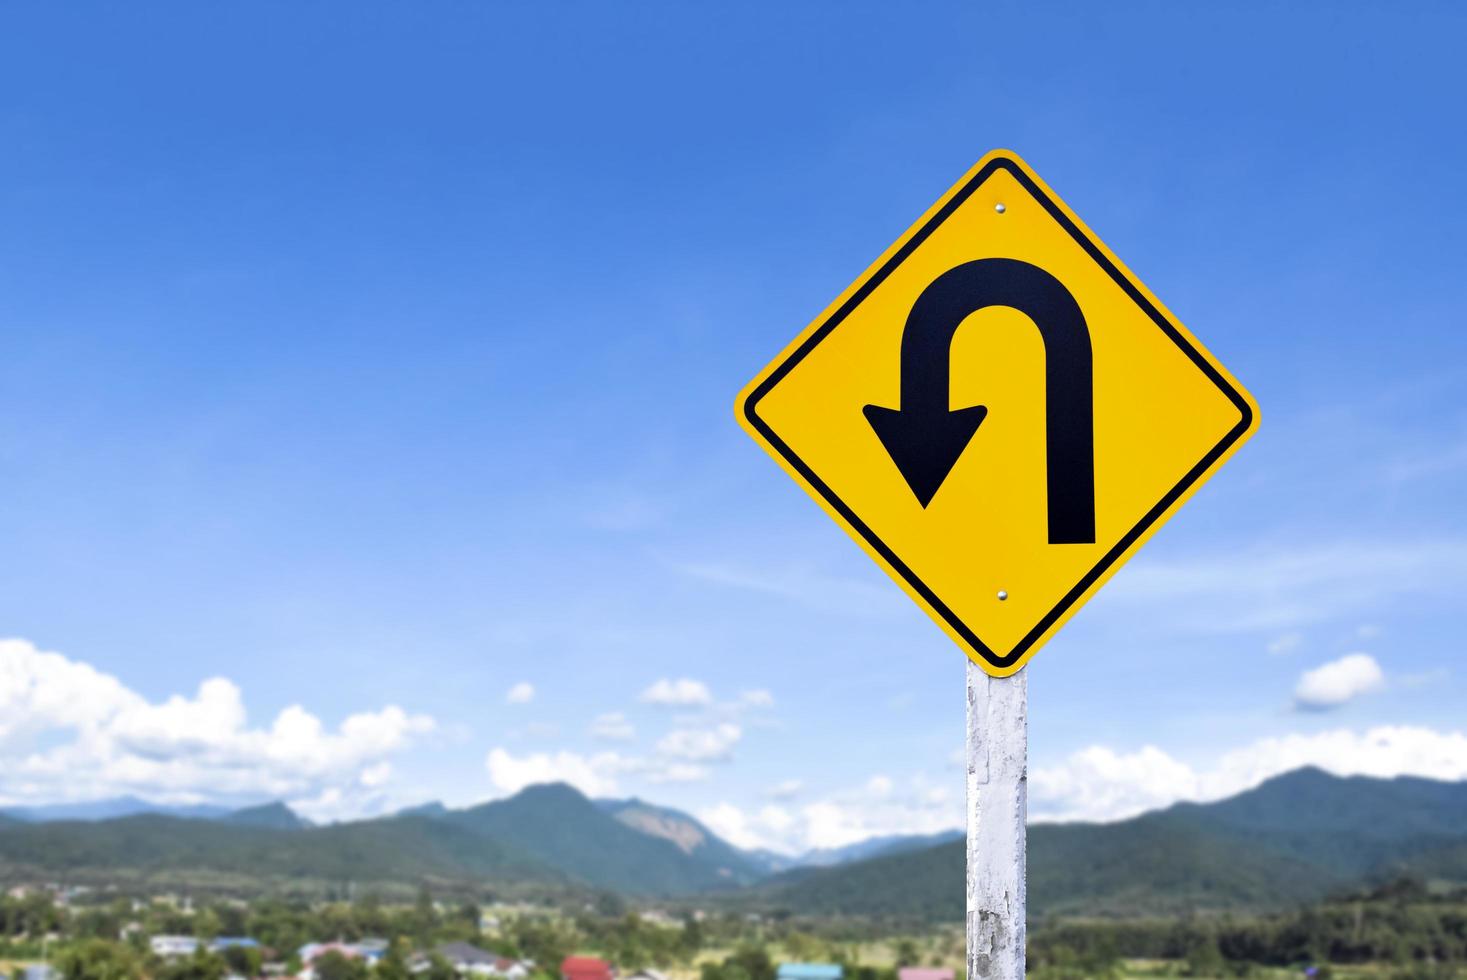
[966,662,1027,980]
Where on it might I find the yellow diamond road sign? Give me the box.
[736,150,1259,676]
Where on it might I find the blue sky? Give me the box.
[1,1,1464,850]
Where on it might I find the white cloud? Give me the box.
[1030,746,1201,822]
[0,638,434,819]
[700,772,960,854]
[359,762,393,788]
[484,747,631,797]
[657,723,741,762]
[740,689,775,709]
[1293,653,1384,710]
[765,778,803,800]
[1031,724,1467,823]
[700,802,800,851]
[639,677,712,707]
[701,720,1467,846]
[589,712,635,741]
[643,761,709,783]
[484,742,719,795]
[0,639,136,743]
[505,682,535,705]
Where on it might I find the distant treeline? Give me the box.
[1031,879,1467,975]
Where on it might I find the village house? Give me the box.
[624,970,669,980]
[776,965,843,980]
[561,955,614,980]
[635,909,679,928]
[150,936,203,958]
[298,940,388,980]
[428,942,529,979]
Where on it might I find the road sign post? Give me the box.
[736,149,1258,973]
[966,663,1027,980]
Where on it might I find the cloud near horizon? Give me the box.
[702,724,1467,854]
[7,638,1463,846]
[1029,724,1467,823]
[0,638,435,822]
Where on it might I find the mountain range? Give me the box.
[1,767,1463,918]
[758,767,1467,920]
[0,795,236,823]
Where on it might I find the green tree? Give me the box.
[784,934,825,964]
[1184,935,1225,979]
[374,941,412,980]
[220,945,263,978]
[155,946,227,980]
[724,948,774,980]
[55,940,145,980]
[678,917,705,961]
[418,955,456,980]
[314,953,368,980]
[193,911,223,945]
[412,889,436,947]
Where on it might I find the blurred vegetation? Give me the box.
[0,875,1461,980]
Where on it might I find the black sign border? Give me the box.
[741,156,1255,670]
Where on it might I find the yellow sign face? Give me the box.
[737,150,1258,676]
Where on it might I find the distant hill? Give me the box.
[3,769,1463,915]
[0,811,558,893]
[0,783,758,897]
[220,802,309,830]
[0,796,233,823]
[1,796,309,831]
[757,768,1467,921]
[444,784,752,894]
[396,801,450,819]
[1168,767,1467,878]
[598,798,765,885]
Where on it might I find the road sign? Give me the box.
[736,150,1258,676]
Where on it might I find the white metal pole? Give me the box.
[966,660,1028,980]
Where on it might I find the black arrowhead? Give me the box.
[862,403,988,507]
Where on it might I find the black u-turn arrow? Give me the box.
[862,257,1096,545]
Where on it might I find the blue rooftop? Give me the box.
[778,966,843,980]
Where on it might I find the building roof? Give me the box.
[300,943,361,962]
[562,957,613,980]
[437,943,499,966]
[777,966,843,980]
